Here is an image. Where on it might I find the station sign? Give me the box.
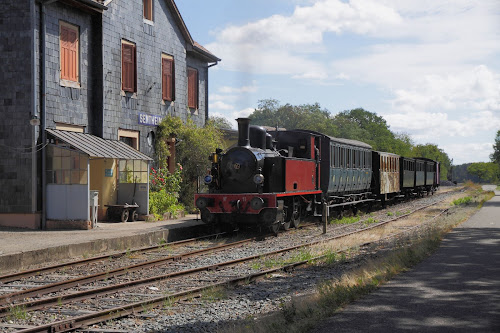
[138,113,163,126]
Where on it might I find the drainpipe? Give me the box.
[206,62,218,123]
[39,0,52,229]
[31,0,37,217]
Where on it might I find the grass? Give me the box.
[330,215,360,225]
[220,188,493,333]
[452,196,472,206]
[8,305,30,321]
[201,286,227,303]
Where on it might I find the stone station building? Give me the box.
[0,0,220,229]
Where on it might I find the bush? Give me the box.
[149,165,183,218]
[452,196,472,206]
[149,189,183,217]
[155,117,223,212]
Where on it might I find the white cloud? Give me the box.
[209,101,234,110]
[209,108,255,129]
[218,81,258,94]
[440,142,493,165]
[390,66,500,113]
[207,0,403,78]
[385,109,500,142]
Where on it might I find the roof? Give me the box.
[164,1,220,63]
[192,41,221,62]
[46,129,153,160]
[287,129,372,149]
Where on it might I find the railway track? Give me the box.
[0,191,459,332]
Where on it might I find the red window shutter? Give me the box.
[162,58,173,101]
[143,0,152,21]
[122,43,136,92]
[188,68,198,109]
[60,24,78,82]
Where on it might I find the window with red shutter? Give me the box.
[122,42,137,93]
[162,56,174,101]
[143,0,153,21]
[60,22,79,83]
[187,67,198,109]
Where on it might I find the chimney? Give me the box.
[237,118,250,147]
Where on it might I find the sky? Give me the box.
[175,0,500,165]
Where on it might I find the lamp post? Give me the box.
[30,114,40,214]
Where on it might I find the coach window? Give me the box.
[331,145,334,167]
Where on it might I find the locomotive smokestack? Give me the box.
[237,118,251,147]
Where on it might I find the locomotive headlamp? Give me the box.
[204,175,213,184]
[253,173,264,184]
[250,197,264,210]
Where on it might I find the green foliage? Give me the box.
[250,99,338,136]
[450,163,482,183]
[8,304,29,321]
[452,196,472,206]
[209,116,233,129]
[150,166,182,193]
[155,117,224,211]
[334,108,397,153]
[248,101,451,178]
[149,189,183,216]
[149,165,183,217]
[411,144,452,181]
[490,130,500,165]
[330,215,360,225]
[467,162,500,183]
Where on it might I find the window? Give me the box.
[60,21,79,83]
[122,41,137,93]
[46,145,88,185]
[143,0,153,21]
[162,54,174,101]
[119,160,148,184]
[187,67,198,109]
[118,129,139,150]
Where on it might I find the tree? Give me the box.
[467,162,500,183]
[208,116,233,130]
[490,130,500,165]
[332,108,412,155]
[250,99,338,136]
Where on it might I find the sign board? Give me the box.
[138,113,163,126]
[105,169,113,177]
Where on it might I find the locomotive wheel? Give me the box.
[282,220,291,231]
[291,198,301,228]
[282,202,291,231]
[120,209,129,223]
[269,222,280,235]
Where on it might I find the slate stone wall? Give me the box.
[0,0,35,213]
[102,0,207,156]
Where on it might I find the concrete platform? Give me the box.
[0,215,206,273]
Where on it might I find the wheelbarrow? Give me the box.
[105,203,139,222]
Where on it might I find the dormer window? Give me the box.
[143,0,153,21]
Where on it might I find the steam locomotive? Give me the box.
[195,118,440,233]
